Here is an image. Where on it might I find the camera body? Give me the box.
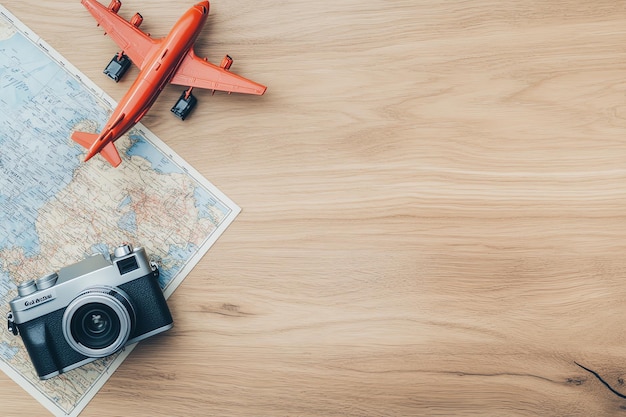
[7,244,173,380]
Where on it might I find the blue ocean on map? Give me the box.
[89,243,112,259]
[117,211,138,234]
[118,195,132,209]
[0,8,237,416]
[0,342,18,361]
[0,267,15,298]
[157,243,199,287]
[126,134,184,174]
[195,187,229,220]
[0,28,208,259]
[0,32,108,256]
[0,269,16,360]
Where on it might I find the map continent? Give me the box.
[0,8,239,416]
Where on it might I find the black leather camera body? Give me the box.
[7,244,173,379]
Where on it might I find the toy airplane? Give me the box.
[72,0,266,167]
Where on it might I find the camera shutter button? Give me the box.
[36,272,58,290]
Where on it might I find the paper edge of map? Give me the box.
[0,5,241,416]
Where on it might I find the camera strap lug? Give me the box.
[7,312,18,336]
[149,260,160,279]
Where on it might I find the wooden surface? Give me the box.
[3,0,626,415]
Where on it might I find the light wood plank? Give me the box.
[2,0,626,415]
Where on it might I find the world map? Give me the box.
[0,6,239,416]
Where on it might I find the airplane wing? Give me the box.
[81,0,160,70]
[170,49,267,95]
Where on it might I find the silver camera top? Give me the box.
[9,244,155,325]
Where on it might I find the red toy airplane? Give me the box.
[72,0,266,167]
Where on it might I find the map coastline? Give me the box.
[0,6,240,416]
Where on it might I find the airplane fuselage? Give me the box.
[86,2,209,161]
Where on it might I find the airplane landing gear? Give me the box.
[171,87,197,120]
[104,53,132,82]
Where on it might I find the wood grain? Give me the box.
[3,0,626,415]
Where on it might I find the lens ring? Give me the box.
[62,286,135,358]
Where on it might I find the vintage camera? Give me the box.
[6,244,173,380]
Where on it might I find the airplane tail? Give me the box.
[71,131,122,167]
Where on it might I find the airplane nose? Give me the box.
[84,150,96,162]
[195,1,209,14]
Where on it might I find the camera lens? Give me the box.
[72,303,121,350]
[62,287,135,358]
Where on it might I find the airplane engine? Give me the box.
[219,55,233,70]
[130,13,143,28]
[104,53,132,82]
[171,90,197,121]
[108,0,121,13]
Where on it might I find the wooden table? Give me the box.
[2,0,626,415]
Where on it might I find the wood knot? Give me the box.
[221,303,239,312]
[567,377,586,386]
